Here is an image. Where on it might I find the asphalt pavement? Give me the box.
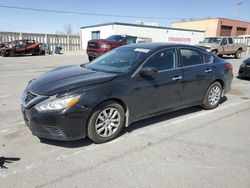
[0,52,250,188]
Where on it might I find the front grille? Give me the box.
[88,43,98,49]
[25,91,37,104]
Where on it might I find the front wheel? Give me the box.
[202,82,222,110]
[88,56,93,61]
[211,50,218,56]
[87,101,125,143]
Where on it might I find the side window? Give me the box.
[228,38,233,44]
[125,36,136,45]
[180,49,204,67]
[143,49,176,71]
[204,52,214,64]
[221,38,227,45]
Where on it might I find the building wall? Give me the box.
[81,23,205,50]
[81,25,115,50]
[114,25,204,44]
[216,18,250,36]
[0,32,81,51]
[171,19,219,37]
[171,18,250,37]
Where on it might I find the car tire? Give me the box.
[202,82,222,110]
[234,50,242,59]
[211,50,218,56]
[39,50,46,55]
[87,101,125,144]
[10,50,15,57]
[88,56,93,61]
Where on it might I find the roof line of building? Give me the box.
[80,22,205,33]
[172,17,250,24]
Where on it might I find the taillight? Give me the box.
[225,63,233,73]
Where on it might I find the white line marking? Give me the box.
[0,95,12,98]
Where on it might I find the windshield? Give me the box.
[106,35,124,42]
[85,47,150,73]
[201,38,222,44]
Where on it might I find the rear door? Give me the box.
[178,48,214,105]
[131,48,183,118]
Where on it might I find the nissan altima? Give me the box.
[21,43,233,143]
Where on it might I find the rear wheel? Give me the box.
[202,82,222,110]
[87,101,125,143]
[234,49,242,59]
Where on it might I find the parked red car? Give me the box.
[1,40,45,57]
[87,35,151,61]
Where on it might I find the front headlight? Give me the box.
[100,43,110,48]
[35,94,81,112]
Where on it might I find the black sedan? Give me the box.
[21,43,233,143]
[238,57,250,78]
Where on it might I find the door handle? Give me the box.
[204,68,212,73]
[172,76,182,81]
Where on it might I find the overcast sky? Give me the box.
[0,0,249,34]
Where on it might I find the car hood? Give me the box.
[88,39,118,45]
[198,43,215,47]
[28,65,117,96]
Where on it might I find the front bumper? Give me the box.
[238,65,250,78]
[87,49,108,58]
[21,104,89,141]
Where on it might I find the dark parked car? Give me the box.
[21,43,233,143]
[1,39,45,57]
[238,57,250,78]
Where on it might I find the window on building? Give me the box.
[236,27,247,36]
[91,31,100,40]
[220,25,232,36]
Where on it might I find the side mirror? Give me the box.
[139,67,158,77]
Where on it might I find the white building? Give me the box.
[80,22,205,50]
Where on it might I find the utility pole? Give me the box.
[236,1,243,21]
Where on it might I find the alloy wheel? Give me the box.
[208,85,221,106]
[95,107,121,138]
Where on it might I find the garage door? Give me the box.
[220,25,232,36]
[236,27,247,36]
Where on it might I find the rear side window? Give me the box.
[143,49,177,71]
[125,36,136,44]
[204,52,214,64]
[228,38,233,44]
[180,49,204,67]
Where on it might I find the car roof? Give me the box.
[124,42,205,51]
